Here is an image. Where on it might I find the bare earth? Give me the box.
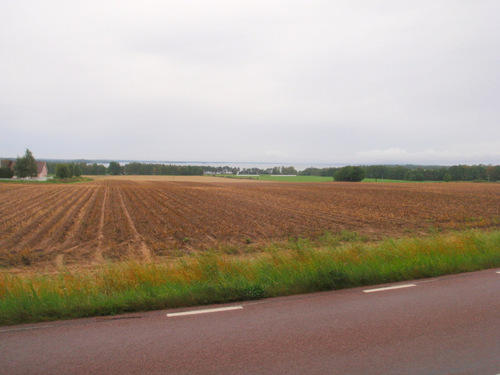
[0,176,499,269]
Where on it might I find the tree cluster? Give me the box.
[202,166,240,175]
[123,163,204,176]
[83,163,107,175]
[238,166,298,175]
[47,162,105,176]
[299,167,338,177]
[55,163,82,179]
[334,166,366,182]
[52,161,204,176]
[364,164,500,182]
[298,164,500,182]
[108,162,122,175]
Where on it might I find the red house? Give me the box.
[36,161,48,178]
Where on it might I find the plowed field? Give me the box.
[1,177,499,268]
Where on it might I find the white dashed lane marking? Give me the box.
[167,306,243,317]
[363,284,416,293]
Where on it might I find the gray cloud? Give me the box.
[1,1,499,164]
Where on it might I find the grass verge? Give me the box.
[1,229,499,326]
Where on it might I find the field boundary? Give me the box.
[1,229,499,326]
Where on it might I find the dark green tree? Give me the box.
[334,166,366,182]
[86,163,106,175]
[14,149,38,178]
[299,167,321,176]
[486,165,500,182]
[448,165,466,181]
[73,164,82,177]
[108,162,122,175]
[281,166,298,175]
[56,164,71,179]
[405,168,425,181]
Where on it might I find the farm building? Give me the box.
[0,159,48,178]
[35,161,49,178]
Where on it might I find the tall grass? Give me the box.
[1,229,499,326]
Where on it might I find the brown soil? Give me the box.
[1,177,499,269]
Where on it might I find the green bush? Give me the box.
[56,164,72,179]
[334,166,366,182]
[0,167,14,178]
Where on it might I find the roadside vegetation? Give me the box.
[1,229,499,326]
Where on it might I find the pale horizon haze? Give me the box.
[1,1,499,165]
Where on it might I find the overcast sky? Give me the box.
[1,1,499,165]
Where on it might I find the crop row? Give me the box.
[0,180,498,268]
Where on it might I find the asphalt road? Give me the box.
[1,269,499,375]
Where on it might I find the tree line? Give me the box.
[119,162,204,176]
[55,163,82,178]
[300,164,500,182]
[47,162,98,178]
[47,162,204,176]
[49,163,300,176]
[39,161,500,182]
[238,166,299,175]
[363,164,500,182]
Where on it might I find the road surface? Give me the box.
[1,269,499,374]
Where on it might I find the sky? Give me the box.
[1,1,499,165]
